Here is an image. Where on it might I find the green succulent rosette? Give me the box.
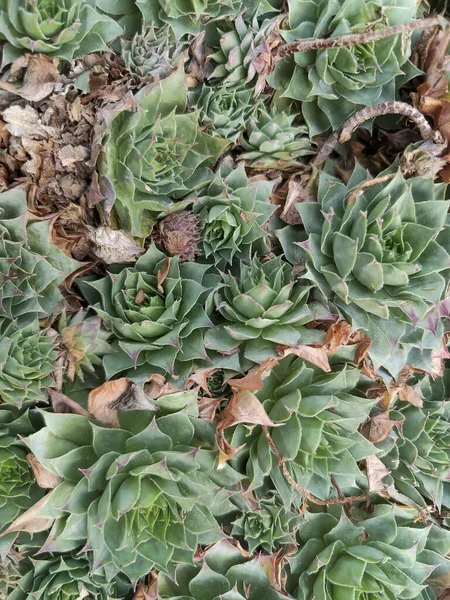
[0,0,123,65]
[121,24,184,82]
[0,325,57,406]
[57,311,112,383]
[0,552,21,600]
[0,406,43,536]
[204,256,313,366]
[278,166,450,378]
[192,163,277,265]
[239,106,314,170]
[98,68,229,239]
[96,0,142,37]
[191,83,261,143]
[156,539,291,600]
[79,244,216,381]
[24,393,242,582]
[208,13,280,96]
[377,373,450,511]
[287,505,450,600]
[269,0,419,135]
[232,494,302,553]
[9,555,130,600]
[0,187,79,336]
[228,355,376,501]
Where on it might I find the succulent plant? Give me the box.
[79,244,216,380]
[204,256,313,365]
[24,394,242,582]
[193,163,276,265]
[191,83,261,143]
[156,539,291,600]
[269,0,419,135]
[208,13,280,96]
[279,166,450,377]
[121,24,184,82]
[98,68,228,239]
[239,106,314,170]
[228,355,376,501]
[0,406,43,536]
[0,553,21,600]
[96,0,142,37]
[0,325,57,406]
[152,211,201,262]
[232,494,302,553]
[9,554,130,600]
[57,311,112,382]
[377,374,450,511]
[0,187,79,336]
[287,504,450,600]
[0,0,123,64]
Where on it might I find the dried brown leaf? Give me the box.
[216,428,246,467]
[227,357,279,392]
[198,396,223,421]
[58,145,90,167]
[47,389,90,416]
[0,494,54,536]
[86,225,144,264]
[157,257,171,293]
[0,55,61,101]
[26,454,62,489]
[322,320,352,353]
[398,384,423,407]
[367,411,400,443]
[144,374,179,399]
[88,378,157,426]
[280,345,331,372]
[219,390,281,430]
[185,367,219,394]
[366,454,390,492]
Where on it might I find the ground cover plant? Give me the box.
[1,0,450,599]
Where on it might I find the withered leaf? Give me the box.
[398,384,423,408]
[185,367,219,394]
[280,345,331,372]
[86,226,144,264]
[367,411,400,443]
[144,374,179,399]
[0,55,61,102]
[322,320,352,353]
[0,494,54,536]
[157,257,171,293]
[26,454,62,489]
[47,389,90,416]
[227,357,278,392]
[198,396,223,421]
[366,454,390,492]
[216,428,246,468]
[219,390,281,430]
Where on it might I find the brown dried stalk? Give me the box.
[314,101,443,168]
[276,17,441,58]
[346,174,396,205]
[262,426,370,508]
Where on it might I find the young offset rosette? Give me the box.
[269,0,418,134]
[205,256,313,366]
[79,244,215,380]
[286,505,450,600]
[156,539,291,600]
[193,163,277,265]
[0,0,122,64]
[377,373,450,510]
[23,392,242,582]
[279,166,450,377]
[98,68,228,239]
[228,355,376,501]
[0,187,79,336]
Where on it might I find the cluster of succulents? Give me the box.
[1,1,450,600]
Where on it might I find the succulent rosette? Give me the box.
[0,187,79,336]
[239,106,314,170]
[279,167,450,377]
[286,505,450,600]
[232,495,302,553]
[0,0,123,64]
[269,0,419,134]
[9,555,130,600]
[204,256,313,365]
[208,13,280,96]
[57,311,112,382]
[98,68,229,239]
[0,325,57,406]
[0,406,43,535]
[191,83,261,143]
[228,355,376,501]
[0,553,21,600]
[156,539,291,600]
[121,24,184,82]
[79,244,216,380]
[24,394,242,581]
[377,374,450,510]
[193,163,277,265]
